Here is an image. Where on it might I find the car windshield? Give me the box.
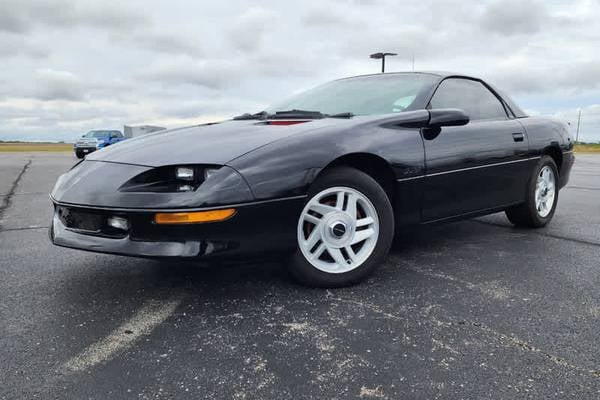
[83,130,112,138]
[266,74,438,116]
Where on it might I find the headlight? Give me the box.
[107,216,129,231]
[119,165,224,193]
[118,165,254,206]
[177,184,194,192]
[176,167,194,181]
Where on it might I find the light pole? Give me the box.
[370,52,397,73]
[575,108,582,143]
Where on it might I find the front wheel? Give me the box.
[75,151,84,159]
[289,167,394,287]
[505,155,559,228]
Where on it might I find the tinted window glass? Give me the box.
[266,74,439,116]
[83,130,122,138]
[429,79,507,121]
[84,131,111,138]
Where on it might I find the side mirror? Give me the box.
[428,108,469,128]
[382,109,469,131]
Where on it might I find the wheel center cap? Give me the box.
[330,222,347,238]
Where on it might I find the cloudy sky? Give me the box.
[1,0,599,142]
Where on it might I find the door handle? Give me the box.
[512,132,524,142]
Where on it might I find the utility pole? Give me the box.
[370,52,397,73]
[575,109,582,143]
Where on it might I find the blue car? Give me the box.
[73,130,125,159]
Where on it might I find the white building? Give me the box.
[123,125,166,138]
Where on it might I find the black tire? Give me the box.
[75,151,84,159]
[505,155,559,228]
[289,167,394,287]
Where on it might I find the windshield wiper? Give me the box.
[233,111,268,120]
[270,109,325,119]
[326,112,354,118]
[269,110,355,119]
[235,109,355,120]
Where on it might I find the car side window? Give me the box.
[429,79,508,121]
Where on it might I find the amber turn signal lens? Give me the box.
[154,208,236,224]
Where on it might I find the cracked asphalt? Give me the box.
[1,152,599,399]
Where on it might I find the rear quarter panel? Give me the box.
[517,116,573,155]
[517,116,575,186]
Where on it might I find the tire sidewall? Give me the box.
[290,167,394,287]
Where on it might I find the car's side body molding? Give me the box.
[400,156,542,179]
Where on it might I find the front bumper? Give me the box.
[74,146,98,154]
[49,196,306,259]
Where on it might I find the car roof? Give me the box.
[336,71,527,118]
[338,71,482,81]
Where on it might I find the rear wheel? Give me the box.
[505,155,559,228]
[289,167,394,287]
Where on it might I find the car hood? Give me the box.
[85,119,349,167]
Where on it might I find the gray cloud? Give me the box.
[137,48,317,91]
[128,31,203,57]
[488,61,600,96]
[226,8,277,52]
[30,69,88,101]
[0,32,48,58]
[249,51,317,77]
[0,0,147,34]
[0,7,29,34]
[157,97,265,119]
[340,25,436,61]
[301,9,355,27]
[566,62,600,91]
[333,0,379,4]
[2,1,202,58]
[0,69,134,103]
[137,60,242,90]
[480,0,547,35]
[1,0,600,142]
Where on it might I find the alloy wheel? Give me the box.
[297,186,379,274]
[535,165,556,218]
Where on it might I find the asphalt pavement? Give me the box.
[1,152,599,399]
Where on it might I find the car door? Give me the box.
[421,78,530,222]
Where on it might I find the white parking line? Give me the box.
[63,297,181,373]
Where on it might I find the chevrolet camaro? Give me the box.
[50,72,575,287]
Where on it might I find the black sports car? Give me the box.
[50,72,574,287]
